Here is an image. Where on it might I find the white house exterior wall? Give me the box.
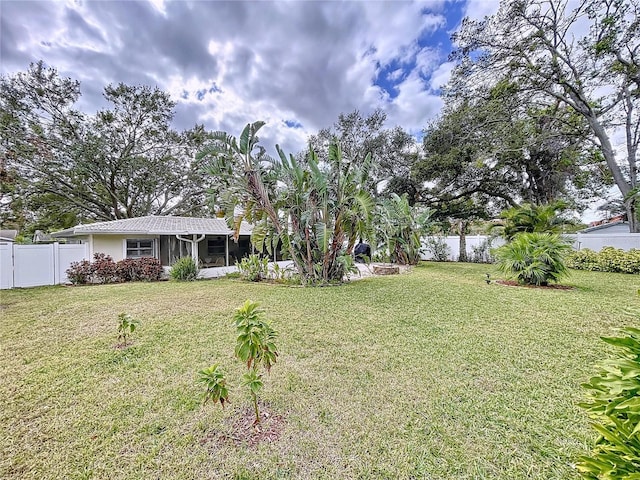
[92,234,158,262]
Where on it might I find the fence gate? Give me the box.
[0,243,89,289]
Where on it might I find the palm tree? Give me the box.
[497,201,571,240]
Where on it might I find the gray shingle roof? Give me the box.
[51,216,253,237]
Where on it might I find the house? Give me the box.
[580,220,630,234]
[0,230,18,243]
[571,219,639,252]
[33,230,55,243]
[51,216,256,267]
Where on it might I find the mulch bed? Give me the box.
[495,280,575,290]
[201,401,285,449]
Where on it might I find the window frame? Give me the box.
[125,238,155,259]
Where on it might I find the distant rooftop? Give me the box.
[580,220,628,233]
[0,229,18,242]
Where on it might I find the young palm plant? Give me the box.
[233,300,278,425]
[497,200,571,240]
[493,232,571,286]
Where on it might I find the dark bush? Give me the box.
[116,257,164,282]
[91,253,119,284]
[66,260,93,285]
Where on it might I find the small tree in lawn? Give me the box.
[117,312,139,346]
[233,300,278,425]
[198,364,230,408]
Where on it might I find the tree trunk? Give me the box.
[625,200,639,233]
[586,114,639,233]
[458,220,468,262]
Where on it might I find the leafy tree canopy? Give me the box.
[0,61,214,233]
[450,0,640,231]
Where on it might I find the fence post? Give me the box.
[53,242,60,284]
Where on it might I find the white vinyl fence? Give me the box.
[0,242,89,289]
[422,233,640,261]
[565,233,640,252]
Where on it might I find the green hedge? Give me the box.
[567,247,640,274]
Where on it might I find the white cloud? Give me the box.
[429,61,456,91]
[0,0,470,153]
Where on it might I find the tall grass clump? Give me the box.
[169,256,199,281]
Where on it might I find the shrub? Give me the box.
[566,248,602,271]
[66,259,93,285]
[577,327,640,478]
[470,239,495,264]
[236,254,268,282]
[424,236,451,262]
[493,232,571,286]
[91,253,119,284]
[597,247,640,274]
[567,248,640,274]
[169,256,199,281]
[116,257,163,282]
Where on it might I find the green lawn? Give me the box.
[1,263,638,479]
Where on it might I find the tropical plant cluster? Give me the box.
[66,253,163,284]
[567,248,640,275]
[577,327,640,478]
[199,122,370,285]
[374,193,432,265]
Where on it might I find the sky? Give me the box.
[0,0,500,156]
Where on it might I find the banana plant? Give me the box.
[199,122,374,285]
[375,193,432,265]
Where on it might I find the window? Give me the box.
[207,237,225,256]
[126,239,154,258]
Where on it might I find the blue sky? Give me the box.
[0,0,500,155]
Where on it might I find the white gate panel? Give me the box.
[57,244,89,283]
[0,243,13,289]
[13,244,55,288]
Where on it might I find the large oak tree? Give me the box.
[451,0,640,231]
[0,62,212,233]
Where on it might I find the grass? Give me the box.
[0,262,638,479]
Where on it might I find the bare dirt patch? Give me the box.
[495,280,575,290]
[201,402,285,449]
